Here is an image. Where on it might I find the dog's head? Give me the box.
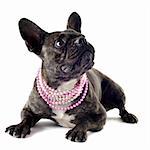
[19,12,95,82]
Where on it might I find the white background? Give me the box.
[0,0,149,149]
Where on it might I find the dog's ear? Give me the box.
[19,18,46,55]
[67,12,81,33]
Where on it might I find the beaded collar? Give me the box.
[36,69,88,111]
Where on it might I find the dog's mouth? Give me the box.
[56,52,94,81]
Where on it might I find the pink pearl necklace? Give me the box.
[36,69,88,111]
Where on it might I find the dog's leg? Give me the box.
[66,109,106,142]
[5,108,40,138]
[119,105,138,123]
[101,78,138,123]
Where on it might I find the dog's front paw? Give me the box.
[66,127,87,142]
[121,113,138,123]
[5,124,31,138]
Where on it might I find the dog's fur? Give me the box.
[5,12,138,142]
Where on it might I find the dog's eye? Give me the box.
[55,39,65,48]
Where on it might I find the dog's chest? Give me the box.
[52,110,75,128]
[51,79,77,128]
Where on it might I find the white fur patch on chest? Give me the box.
[52,110,75,128]
[51,79,78,128]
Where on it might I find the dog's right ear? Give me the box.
[19,18,47,55]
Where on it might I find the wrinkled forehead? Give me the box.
[62,29,81,36]
[45,29,82,45]
[59,29,82,40]
[53,29,82,38]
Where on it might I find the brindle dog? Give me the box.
[6,12,138,142]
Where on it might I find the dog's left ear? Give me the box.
[19,18,46,55]
[67,12,81,33]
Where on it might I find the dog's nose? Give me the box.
[61,65,72,73]
[74,36,87,45]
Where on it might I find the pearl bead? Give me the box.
[59,107,62,110]
[78,101,81,104]
[58,101,62,105]
[70,106,73,109]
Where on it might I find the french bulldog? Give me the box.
[5,12,138,142]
